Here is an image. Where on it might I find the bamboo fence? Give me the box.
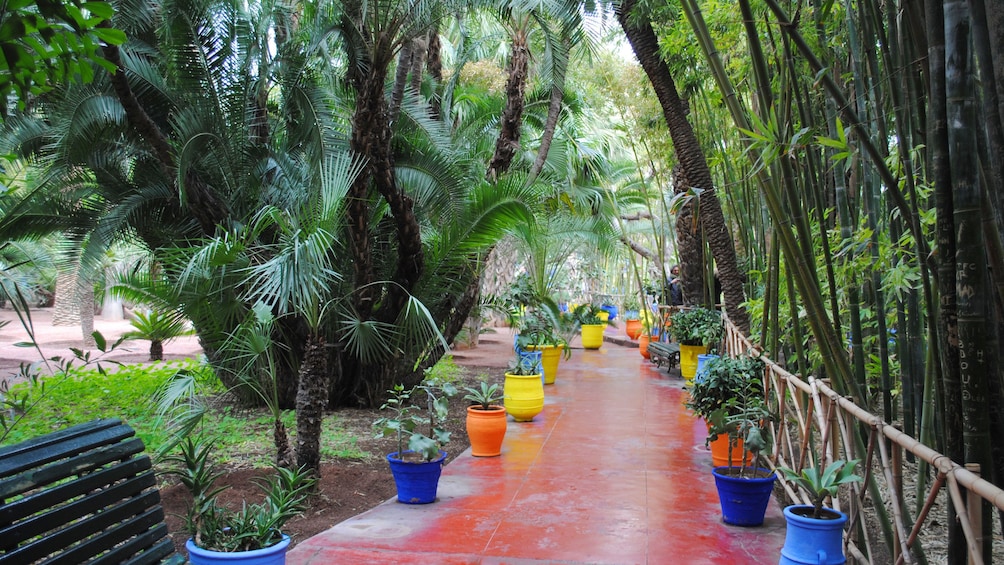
[722,318,1004,564]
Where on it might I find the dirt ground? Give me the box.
[0,308,516,555]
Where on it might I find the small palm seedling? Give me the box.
[463,382,502,410]
[781,459,863,519]
[164,437,315,552]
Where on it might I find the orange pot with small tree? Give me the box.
[463,382,507,457]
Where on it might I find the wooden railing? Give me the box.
[722,318,1003,564]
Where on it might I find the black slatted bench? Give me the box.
[0,418,182,564]
[648,341,680,370]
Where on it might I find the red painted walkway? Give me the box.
[288,338,785,564]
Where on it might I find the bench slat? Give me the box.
[1,469,156,544]
[0,419,133,478]
[47,506,168,565]
[0,438,146,500]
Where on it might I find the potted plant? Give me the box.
[687,355,775,527]
[669,307,724,381]
[503,352,545,422]
[708,401,776,527]
[779,460,862,564]
[463,381,507,457]
[570,303,610,350]
[517,311,570,384]
[165,437,315,565]
[622,297,643,340]
[686,355,765,467]
[373,380,457,504]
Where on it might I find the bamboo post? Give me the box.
[965,464,982,565]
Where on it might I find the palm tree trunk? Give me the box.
[487,26,529,181]
[295,333,328,476]
[616,0,749,332]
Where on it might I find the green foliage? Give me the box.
[569,303,604,326]
[164,437,315,552]
[123,309,193,343]
[463,381,502,410]
[0,330,127,443]
[780,460,863,519]
[0,0,125,109]
[515,311,568,356]
[1,360,217,448]
[423,354,466,386]
[669,307,723,347]
[374,381,457,462]
[686,355,771,474]
[685,355,764,420]
[506,351,542,376]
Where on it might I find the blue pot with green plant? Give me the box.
[374,380,457,504]
[778,460,862,565]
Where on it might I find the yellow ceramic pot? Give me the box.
[504,372,545,422]
[680,343,708,383]
[580,324,605,349]
[527,344,563,384]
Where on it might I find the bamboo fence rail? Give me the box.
[722,318,1003,564]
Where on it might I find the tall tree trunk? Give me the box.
[671,165,705,305]
[295,333,328,476]
[487,26,529,181]
[946,0,994,560]
[616,0,749,332]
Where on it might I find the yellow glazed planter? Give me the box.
[504,372,545,422]
[680,343,708,383]
[580,324,605,349]
[527,344,563,384]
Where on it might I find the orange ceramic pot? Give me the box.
[709,433,751,467]
[466,405,507,457]
[625,319,642,340]
[639,334,651,359]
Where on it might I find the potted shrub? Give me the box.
[687,355,775,527]
[778,460,862,564]
[669,307,724,381]
[686,355,765,467]
[503,352,545,422]
[517,312,570,384]
[708,400,776,527]
[165,437,315,565]
[463,381,507,457]
[373,380,457,504]
[622,297,643,340]
[571,303,610,350]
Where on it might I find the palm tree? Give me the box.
[615,0,749,332]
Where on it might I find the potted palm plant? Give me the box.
[165,437,315,565]
[669,307,724,381]
[571,303,609,350]
[517,311,570,384]
[778,460,862,564]
[503,352,545,422]
[373,379,457,504]
[463,381,507,456]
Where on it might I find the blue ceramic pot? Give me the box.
[779,505,847,564]
[696,354,720,383]
[186,534,289,565]
[711,466,776,527]
[387,450,447,504]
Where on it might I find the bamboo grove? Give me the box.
[623,0,1004,561]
